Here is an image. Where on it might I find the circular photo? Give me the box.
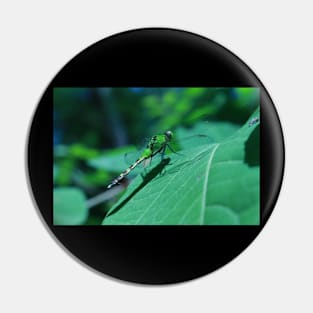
[29,28,284,284]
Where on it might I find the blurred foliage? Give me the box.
[53,187,88,225]
[53,87,259,225]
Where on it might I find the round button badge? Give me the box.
[27,28,284,284]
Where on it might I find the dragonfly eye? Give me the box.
[165,130,173,141]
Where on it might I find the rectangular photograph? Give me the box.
[53,87,260,225]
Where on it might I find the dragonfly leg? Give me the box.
[166,144,184,156]
[160,146,166,161]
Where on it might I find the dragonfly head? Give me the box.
[164,130,173,141]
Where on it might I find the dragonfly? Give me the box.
[107,130,176,189]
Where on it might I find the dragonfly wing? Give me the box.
[124,150,141,166]
[142,157,152,168]
[124,137,151,165]
[174,133,213,151]
[175,121,240,150]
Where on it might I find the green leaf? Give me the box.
[204,205,240,225]
[53,187,88,225]
[102,108,260,225]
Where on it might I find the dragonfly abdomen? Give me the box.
[106,130,172,189]
[107,156,145,189]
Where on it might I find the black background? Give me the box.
[27,28,284,284]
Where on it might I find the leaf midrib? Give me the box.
[200,143,219,225]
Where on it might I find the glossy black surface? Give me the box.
[27,28,284,284]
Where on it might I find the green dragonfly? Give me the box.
[107,130,176,189]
